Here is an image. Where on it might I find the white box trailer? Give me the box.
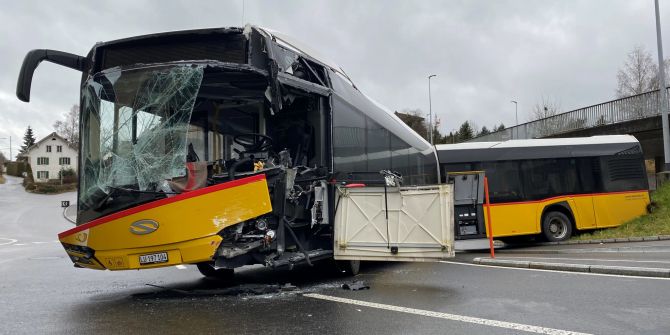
[334,184,455,262]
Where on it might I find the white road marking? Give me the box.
[175,265,187,270]
[501,256,670,265]
[304,293,592,335]
[439,261,670,281]
[13,243,26,246]
[31,242,49,244]
[0,238,18,246]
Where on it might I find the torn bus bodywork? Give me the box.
[17,25,453,277]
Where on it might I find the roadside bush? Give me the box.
[58,168,77,184]
[30,182,77,194]
[22,170,34,188]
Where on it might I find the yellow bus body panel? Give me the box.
[593,191,650,228]
[486,190,649,238]
[59,174,272,270]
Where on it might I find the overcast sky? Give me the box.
[1,0,669,159]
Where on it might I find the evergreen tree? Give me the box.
[19,126,36,154]
[479,126,491,136]
[457,121,474,142]
[495,123,506,132]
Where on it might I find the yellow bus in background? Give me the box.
[437,135,650,242]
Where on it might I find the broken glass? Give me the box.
[79,65,204,210]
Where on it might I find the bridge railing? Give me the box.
[470,87,670,142]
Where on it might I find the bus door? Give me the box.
[448,172,487,240]
[333,173,454,261]
[569,196,597,230]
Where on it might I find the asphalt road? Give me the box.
[1,175,669,335]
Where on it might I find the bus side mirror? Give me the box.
[16,49,88,102]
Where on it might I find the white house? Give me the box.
[23,132,78,182]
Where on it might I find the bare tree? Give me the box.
[616,46,659,98]
[54,104,79,147]
[530,96,562,120]
[529,97,562,136]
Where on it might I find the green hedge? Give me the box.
[27,182,77,194]
[6,162,29,177]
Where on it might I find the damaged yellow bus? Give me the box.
[437,136,650,242]
[16,25,454,278]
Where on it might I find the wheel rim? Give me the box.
[548,217,568,239]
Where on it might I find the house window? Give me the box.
[37,157,49,165]
[57,145,62,153]
[59,157,71,165]
[46,145,52,152]
[37,171,49,179]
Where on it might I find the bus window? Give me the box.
[576,157,601,193]
[481,160,524,203]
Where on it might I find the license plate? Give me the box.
[139,252,168,265]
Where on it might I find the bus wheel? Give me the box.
[336,260,361,276]
[542,211,572,242]
[196,262,234,280]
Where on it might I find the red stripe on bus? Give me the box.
[488,189,648,207]
[58,174,267,239]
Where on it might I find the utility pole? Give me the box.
[656,0,670,170]
[428,74,437,145]
[0,136,11,161]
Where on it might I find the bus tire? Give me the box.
[541,211,572,242]
[196,262,234,280]
[336,260,361,276]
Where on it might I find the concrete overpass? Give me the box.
[471,87,670,171]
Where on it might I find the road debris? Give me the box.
[341,281,369,291]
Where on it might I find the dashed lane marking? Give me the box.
[13,243,26,246]
[0,238,18,246]
[175,265,187,270]
[304,293,592,335]
[439,260,670,281]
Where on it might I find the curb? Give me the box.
[495,244,670,254]
[472,257,670,278]
[534,235,670,246]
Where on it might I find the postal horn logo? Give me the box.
[129,220,159,235]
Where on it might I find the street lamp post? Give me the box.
[510,101,518,140]
[655,0,670,171]
[428,74,437,145]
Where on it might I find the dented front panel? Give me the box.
[59,174,272,270]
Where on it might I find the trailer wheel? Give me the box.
[541,211,572,242]
[336,260,360,276]
[196,262,234,280]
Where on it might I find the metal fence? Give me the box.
[470,87,670,142]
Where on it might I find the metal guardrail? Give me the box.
[471,87,670,142]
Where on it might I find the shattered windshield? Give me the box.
[78,65,204,221]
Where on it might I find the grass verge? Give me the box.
[573,183,670,240]
[0,175,5,184]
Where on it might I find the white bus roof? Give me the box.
[436,135,641,164]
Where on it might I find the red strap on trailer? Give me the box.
[345,183,366,188]
[484,176,495,258]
